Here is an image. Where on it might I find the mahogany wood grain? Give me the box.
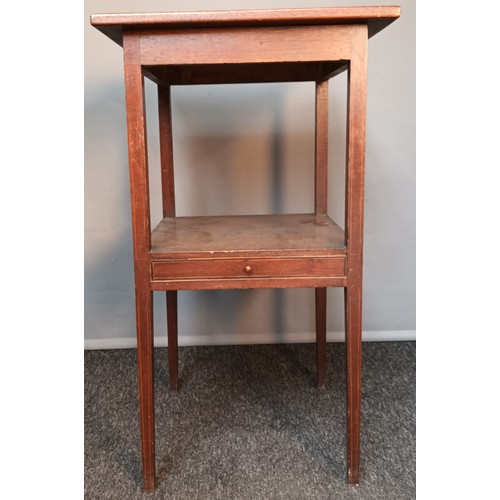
[315,80,329,215]
[150,214,347,290]
[152,256,345,281]
[123,37,151,262]
[150,214,345,259]
[123,32,156,491]
[314,79,329,390]
[91,7,400,490]
[344,25,368,485]
[158,84,175,219]
[315,288,327,388]
[90,6,400,46]
[139,26,351,66]
[150,276,347,292]
[158,84,179,392]
[144,62,346,86]
[166,290,178,391]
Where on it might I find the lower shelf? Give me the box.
[149,213,347,290]
[151,213,345,258]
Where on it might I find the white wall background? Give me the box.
[84,0,415,348]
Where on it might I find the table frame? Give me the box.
[91,7,400,491]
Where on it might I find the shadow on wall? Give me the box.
[85,81,345,345]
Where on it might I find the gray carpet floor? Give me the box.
[84,341,415,499]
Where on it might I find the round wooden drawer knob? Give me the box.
[244,265,252,273]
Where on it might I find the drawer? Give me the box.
[151,256,346,281]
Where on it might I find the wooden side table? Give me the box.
[91,6,400,491]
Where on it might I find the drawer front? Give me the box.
[151,257,345,281]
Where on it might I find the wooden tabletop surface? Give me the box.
[91,6,400,45]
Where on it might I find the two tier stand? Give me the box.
[91,6,400,490]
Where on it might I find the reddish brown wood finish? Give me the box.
[344,25,368,485]
[315,80,329,216]
[150,214,345,257]
[149,214,348,290]
[166,290,178,391]
[157,83,179,391]
[158,84,175,219]
[122,32,156,491]
[91,6,400,491]
[145,62,346,86]
[152,256,345,280]
[90,6,400,45]
[315,288,327,388]
[139,26,351,66]
[151,257,346,290]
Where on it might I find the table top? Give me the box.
[91,6,400,46]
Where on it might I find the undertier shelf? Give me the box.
[150,213,346,258]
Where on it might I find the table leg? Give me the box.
[344,25,367,485]
[345,283,362,484]
[166,290,179,391]
[315,287,327,388]
[136,288,156,490]
[123,32,156,490]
